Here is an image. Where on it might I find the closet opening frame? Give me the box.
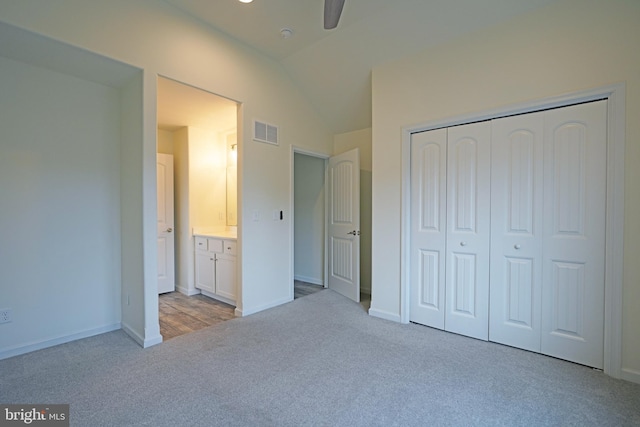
[399,83,625,379]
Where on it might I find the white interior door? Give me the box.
[328,148,360,302]
[409,101,608,366]
[410,128,447,329]
[489,111,545,352]
[541,100,607,369]
[445,122,491,341]
[157,153,175,294]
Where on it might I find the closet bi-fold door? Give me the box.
[489,111,545,352]
[541,100,607,369]
[409,122,491,341]
[445,122,491,340]
[410,128,447,329]
[490,101,607,368]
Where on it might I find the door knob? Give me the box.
[166,227,173,233]
[514,244,521,250]
[460,241,467,247]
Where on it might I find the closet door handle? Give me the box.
[514,244,521,250]
[460,241,467,247]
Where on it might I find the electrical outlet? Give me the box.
[0,309,12,324]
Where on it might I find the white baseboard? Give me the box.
[121,322,144,346]
[144,333,163,348]
[368,307,401,323]
[294,275,323,286]
[121,322,163,348]
[621,367,640,385]
[200,290,235,306]
[0,323,121,361]
[235,296,291,317]
[176,284,200,296]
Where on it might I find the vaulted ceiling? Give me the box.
[164,0,557,134]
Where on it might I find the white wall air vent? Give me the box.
[253,120,279,146]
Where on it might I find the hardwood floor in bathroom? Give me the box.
[159,281,325,341]
[159,293,235,341]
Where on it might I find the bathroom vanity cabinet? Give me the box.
[194,235,237,305]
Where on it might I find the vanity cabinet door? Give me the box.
[195,250,215,294]
[215,253,236,301]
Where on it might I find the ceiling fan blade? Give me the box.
[324,0,345,29]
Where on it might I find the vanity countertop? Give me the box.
[193,229,237,240]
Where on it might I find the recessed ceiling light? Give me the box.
[238,0,253,3]
[280,28,293,39]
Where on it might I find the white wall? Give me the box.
[157,129,174,155]
[174,126,228,296]
[370,0,640,381]
[0,0,333,340]
[119,72,151,346]
[0,55,122,356]
[188,126,227,232]
[293,153,325,285]
[173,128,192,295]
[333,128,372,294]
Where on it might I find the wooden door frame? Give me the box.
[399,83,626,379]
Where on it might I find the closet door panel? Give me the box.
[541,100,607,369]
[445,122,491,340]
[410,129,447,329]
[489,112,544,352]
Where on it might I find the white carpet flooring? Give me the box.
[1,289,639,426]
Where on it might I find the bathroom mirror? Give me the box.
[227,166,237,226]
[226,132,238,226]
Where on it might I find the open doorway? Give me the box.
[292,146,372,311]
[156,76,239,340]
[293,151,327,299]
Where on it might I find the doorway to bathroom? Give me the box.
[156,76,239,340]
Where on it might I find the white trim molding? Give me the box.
[289,145,331,302]
[176,285,201,296]
[621,368,640,385]
[368,307,402,323]
[122,322,163,348]
[235,296,292,317]
[294,275,324,286]
[400,83,625,380]
[0,323,121,361]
